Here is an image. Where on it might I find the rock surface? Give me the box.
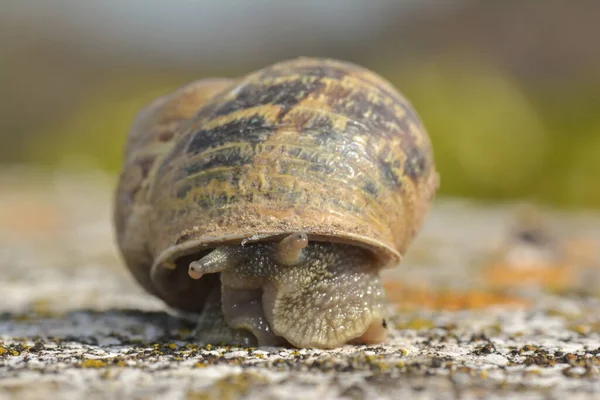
[1,167,599,399]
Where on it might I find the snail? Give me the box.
[114,57,438,349]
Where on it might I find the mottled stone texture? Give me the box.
[1,169,600,399]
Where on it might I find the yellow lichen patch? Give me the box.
[212,372,268,399]
[0,346,20,357]
[80,359,108,368]
[384,282,530,311]
[31,298,56,316]
[395,318,435,331]
[569,324,590,335]
[113,359,126,367]
[186,392,210,400]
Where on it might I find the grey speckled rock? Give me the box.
[1,167,600,400]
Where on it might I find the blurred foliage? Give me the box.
[398,58,600,209]
[24,73,188,172]
[391,57,548,201]
[13,55,599,209]
[2,1,600,211]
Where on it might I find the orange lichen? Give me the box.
[563,238,600,267]
[0,199,61,234]
[483,262,576,291]
[383,282,530,311]
[481,233,599,292]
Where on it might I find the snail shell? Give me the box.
[114,57,438,348]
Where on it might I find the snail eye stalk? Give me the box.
[276,233,308,265]
[189,248,236,279]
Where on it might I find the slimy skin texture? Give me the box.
[188,234,387,349]
[113,57,438,348]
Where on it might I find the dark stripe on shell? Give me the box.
[362,181,379,197]
[401,133,429,184]
[269,58,412,113]
[211,77,325,119]
[186,114,272,156]
[184,147,255,176]
[170,60,431,206]
[175,168,244,200]
[377,154,403,189]
[326,87,408,135]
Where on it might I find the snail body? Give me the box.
[114,57,438,348]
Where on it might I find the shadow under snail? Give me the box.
[113,57,439,349]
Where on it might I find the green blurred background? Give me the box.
[2,0,599,208]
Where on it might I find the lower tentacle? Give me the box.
[221,286,287,347]
[191,285,258,347]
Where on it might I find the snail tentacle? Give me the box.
[276,233,308,265]
[189,247,240,280]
